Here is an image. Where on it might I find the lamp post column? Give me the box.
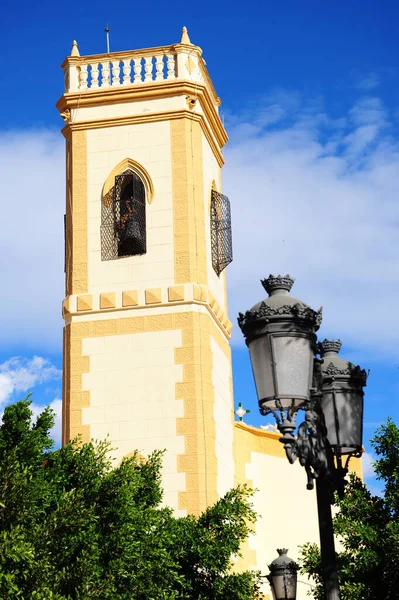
[238,275,368,600]
[316,475,340,600]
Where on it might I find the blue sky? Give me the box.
[1,0,398,489]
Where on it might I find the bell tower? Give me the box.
[58,28,234,516]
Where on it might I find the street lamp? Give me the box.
[238,275,368,600]
[267,548,298,600]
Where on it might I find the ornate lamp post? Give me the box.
[238,275,367,600]
[267,548,299,600]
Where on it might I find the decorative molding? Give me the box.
[62,297,71,316]
[63,284,232,339]
[186,95,197,109]
[168,286,185,302]
[77,294,93,311]
[60,108,71,122]
[193,284,207,302]
[324,362,368,385]
[238,302,323,331]
[122,290,139,307]
[102,157,155,205]
[208,290,216,310]
[57,80,228,150]
[145,288,162,305]
[61,108,225,168]
[100,292,116,309]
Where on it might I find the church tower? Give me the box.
[58,28,234,516]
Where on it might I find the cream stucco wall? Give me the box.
[211,336,234,498]
[202,134,226,309]
[247,449,318,600]
[86,121,174,294]
[81,328,187,517]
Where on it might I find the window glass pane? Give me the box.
[249,336,274,404]
[273,336,312,401]
[321,390,363,453]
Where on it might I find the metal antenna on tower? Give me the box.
[105,24,110,53]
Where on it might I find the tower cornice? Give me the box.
[57,79,228,151]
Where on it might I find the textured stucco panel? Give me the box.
[81,329,186,516]
[211,336,234,498]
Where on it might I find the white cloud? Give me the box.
[30,397,62,446]
[355,73,381,92]
[362,451,376,480]
[0,355,62,445]
[0,130,64,351]
[224,92,399,363]
[0,356,61,408]
[0,88,398,368]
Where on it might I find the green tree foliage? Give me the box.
[0,398,262,600]
[300,418,399,599]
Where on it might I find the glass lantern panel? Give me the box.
[272,335,313,408]
[321,390,363,454]
[271,572,297,600]
[248,336,275,405]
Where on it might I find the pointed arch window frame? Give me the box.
[100,158,154,261]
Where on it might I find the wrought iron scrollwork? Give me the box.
[210,190,233,276]
[263,359,352,501]
[101,169,146,261]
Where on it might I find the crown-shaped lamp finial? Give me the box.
[261,274,295,296]
[320,339,342,356]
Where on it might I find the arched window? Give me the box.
[101,169,146,260]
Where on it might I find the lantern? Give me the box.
[238,275,322,414]
[267,548,298,600]
[319,339,367,455]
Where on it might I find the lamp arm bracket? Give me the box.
[276,396,337,497]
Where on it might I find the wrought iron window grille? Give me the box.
[101,169,146,261]
[210,189,233,276]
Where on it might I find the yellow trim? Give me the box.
[102,157,155,205]
[122,290,139,307]
[67,130,88,295]
[193,284,208,302]
[66,298,231,340]
[100,292,116,309]
[62,297,71,316]
[62,109,225,169]
[176,315,218,514]
[57,80,228,150]
[62,323,90,445]
[77,294,92,311]
[168,285,185,302]
[171,119,207,286]
[145,288,162,304]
